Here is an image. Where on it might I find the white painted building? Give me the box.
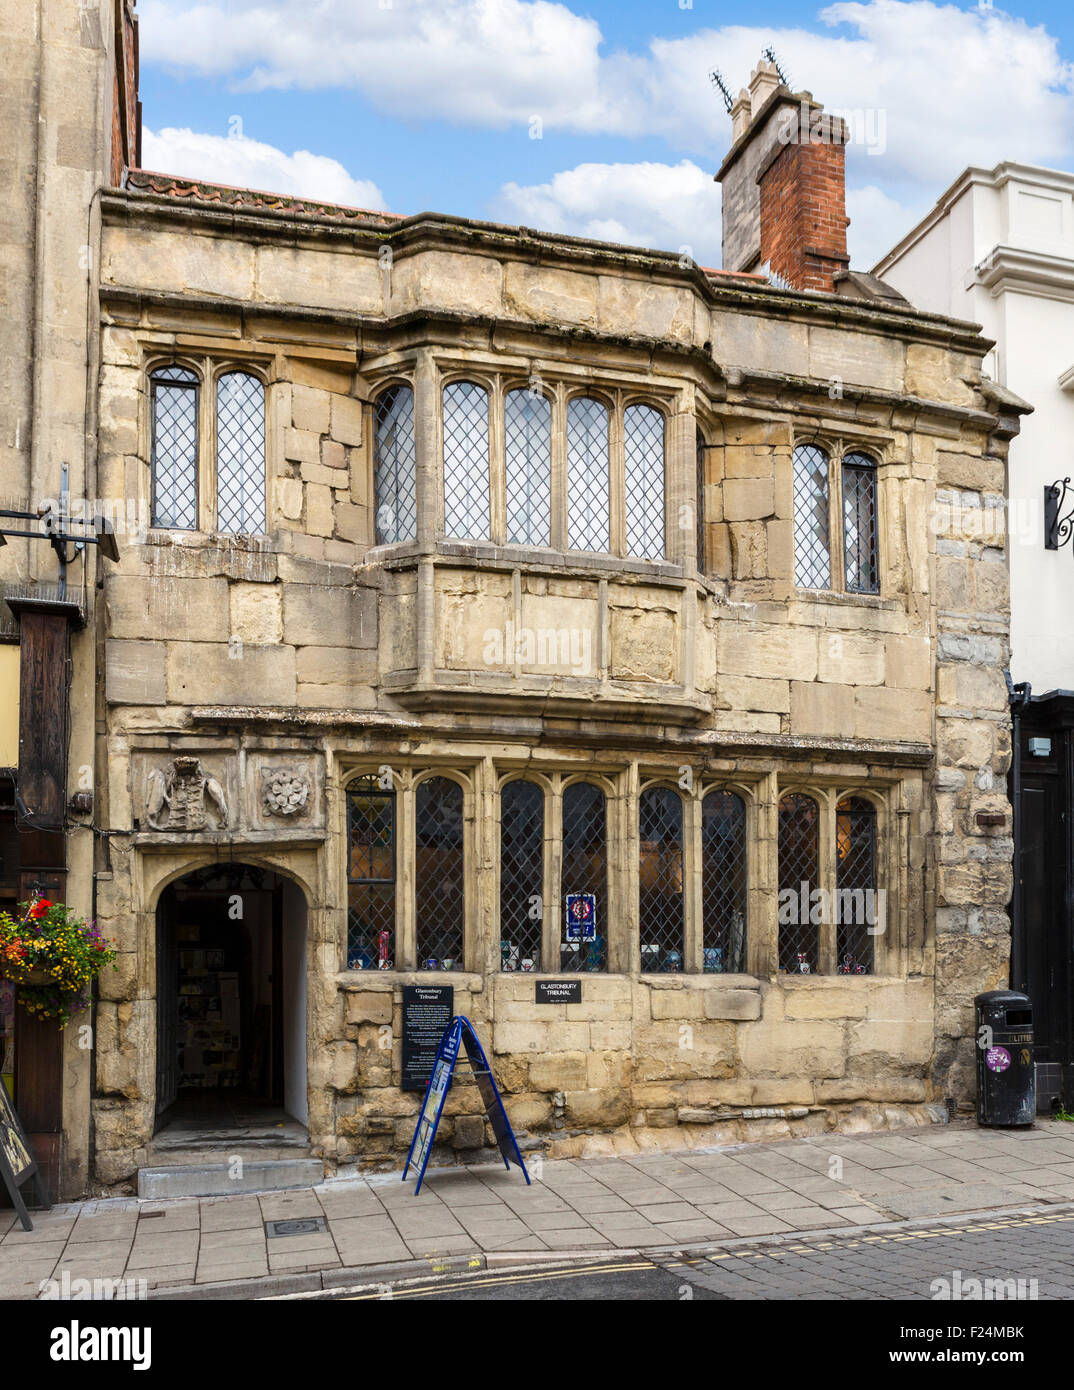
[875,162,1074,693]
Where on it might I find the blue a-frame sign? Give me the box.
[403,1016,531,1195]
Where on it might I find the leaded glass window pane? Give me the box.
[151,366,198,529]
[374,385,417,544]
[793,444,831,588]
[836,796,877,974]
[415,776,465,966]
[624,404,666,560]
[843,452,879,594]
[561,781,606,973]
[442,381,490,540]
[504,389,551,546]
[216,372,266,533]
[499,780,544,972]
[702,790,747,973]
[566,397,610,553]
[778,793,820,973]
[639,787,685,972]
[346,775,396,970]
[696,426,706,573]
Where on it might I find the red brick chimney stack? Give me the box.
[716,59,851,294]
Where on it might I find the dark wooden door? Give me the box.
[1020,771,1072,1087]
[155,899,179,1117]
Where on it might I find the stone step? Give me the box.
[145,1143,312,1166]
[137,1158,325,1200]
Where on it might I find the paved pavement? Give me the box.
[4,1118,1074,1298]
[332,1205,1074,1301]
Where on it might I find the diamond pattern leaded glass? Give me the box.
[561,781,606,973]
[696,427,707,574]
[639,787,685,972]
[793,444,831,589]
[346,775,396,970]
[499,780,544,971]
[843,452,879,594]
[151,366,198,529]
[374,386,417,544]
[216,372,266,533]
[442,381,490,540]
[778,792,819,973]
[415,776,465,966]
[624,404,666,560]
[566,397,610,553]
[504,389,551,546]
[836,796,877,974]
[701,790,746,972]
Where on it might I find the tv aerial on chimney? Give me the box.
[763,46,792,88]
[709,69,734,114]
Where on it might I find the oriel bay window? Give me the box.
[504,389,552,547]
[373,384,417,544]
[150,362,267,533]
[792,441,880,594]
[436,375,668,561]
[442,381,491,540]
[566,396,611,552]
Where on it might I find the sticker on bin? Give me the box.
[985,1045,1011,1073]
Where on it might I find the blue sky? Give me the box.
[136,0,1074,268]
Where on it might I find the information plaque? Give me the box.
[536,980,581,1004]
[401,985,454,1092]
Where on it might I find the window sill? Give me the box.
[791,587,896,609]
[374,538,687,585]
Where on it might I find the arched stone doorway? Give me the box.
[153,862,309,1144]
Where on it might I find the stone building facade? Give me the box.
[3,9,1024,1193]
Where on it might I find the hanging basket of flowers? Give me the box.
[0,898,117,1027]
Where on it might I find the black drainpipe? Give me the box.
[1006,671,1031,993]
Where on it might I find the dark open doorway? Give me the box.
[154,863,308,1140]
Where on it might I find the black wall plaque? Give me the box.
[401,985,454,1092]
[536,979,581,1004]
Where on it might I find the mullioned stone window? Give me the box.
[792,440,880,594]
[149,362,267,533]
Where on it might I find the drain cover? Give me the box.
[265,1217,328,1238]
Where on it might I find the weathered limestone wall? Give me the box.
[1,0,121,1197]
[85,196,1019,1188]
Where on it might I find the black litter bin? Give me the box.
[975,990,1035,1126]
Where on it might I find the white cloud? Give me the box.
[139,0,606,127]
[495,160,722,264]
[140,128,387,209]
[845,185,928,270]
[138,0,1074,268]
[140,1,1074,165]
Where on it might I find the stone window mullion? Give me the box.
[819,790,838,974]
[488,379,506,546]
[609,391,625,556]
[398,771,415,970]
[200,356,216,532]
[684,786,702,973]
[546,775,562,974]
